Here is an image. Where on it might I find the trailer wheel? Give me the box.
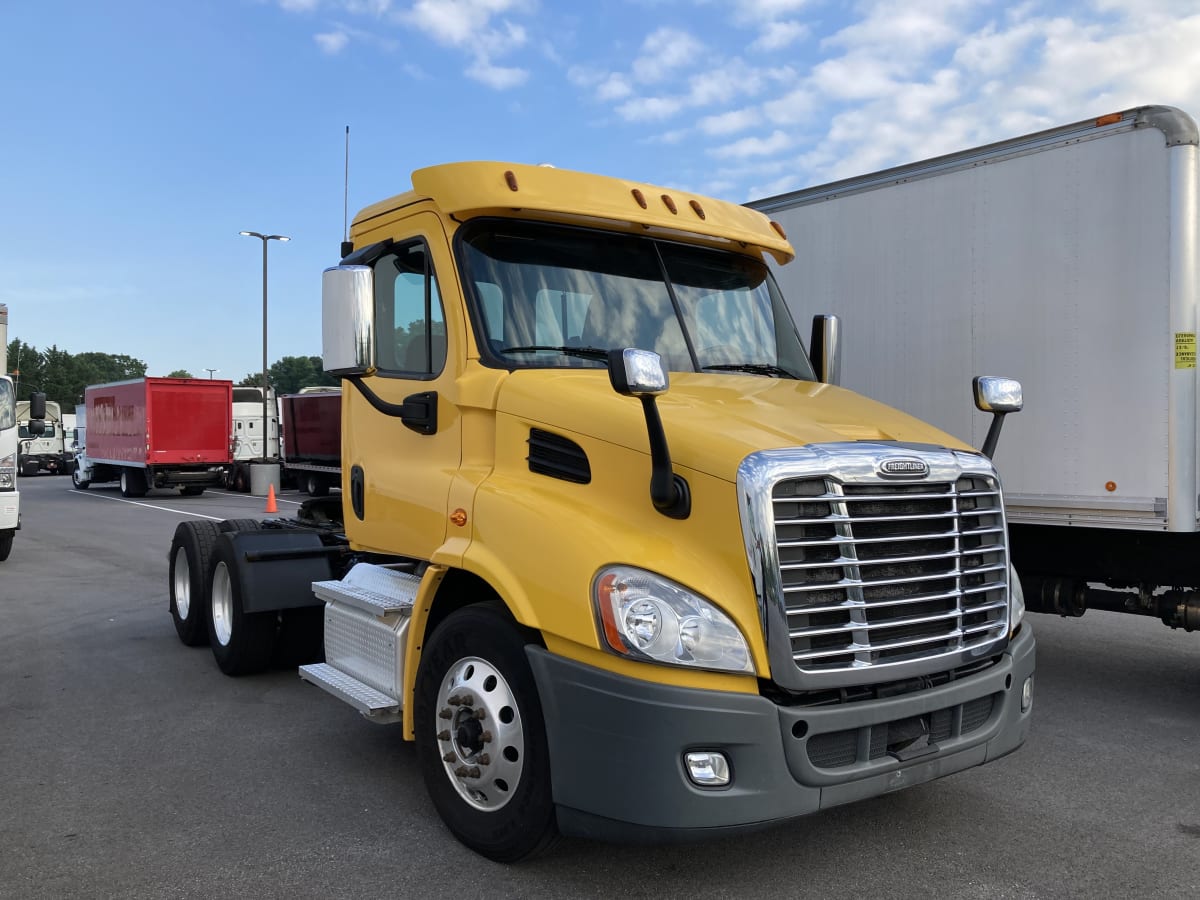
[305,473,329,497]
[169,520,222,646]
[414,605,559,862]
[71,467,90,490]
[208,538,278,676]
[232,465,249,493]
[120,469,147,498]
[0,532,13,562]
[219,519,261,533]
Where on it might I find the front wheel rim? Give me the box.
[211,562,234,646]
[435,656,525,812]
[173,547,191,619]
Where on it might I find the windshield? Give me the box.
[0,381,13,431]
[19,422,55,438]
[458,219,815,379]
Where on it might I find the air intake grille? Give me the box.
[774,473,1008,674]
[527,428,591,484]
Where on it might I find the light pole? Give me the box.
[239,231,290,461]
[204,368,219,380]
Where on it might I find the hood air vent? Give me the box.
[528,429,591,484]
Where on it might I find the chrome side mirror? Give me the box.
[322,265,375,376]
[809,315,841,385]
[973,376,1023,459]
[608,348,668,397]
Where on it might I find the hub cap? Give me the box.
[435,657,524,812]
[211,562,234,646]
[173,547,191,618]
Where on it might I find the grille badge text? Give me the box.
[878,458,929,478]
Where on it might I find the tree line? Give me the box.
[5,340,336,406]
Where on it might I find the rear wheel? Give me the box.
[305,473,329,497]
[208,538,278,675]
[120,468,147,497]
[414,605,559,862]
[232,465,249,493]
[168,521,221,646]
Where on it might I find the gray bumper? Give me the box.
[528,625,1035,842]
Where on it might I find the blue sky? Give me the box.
[4,0,1200,383]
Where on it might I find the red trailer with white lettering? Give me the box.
[73,377,233,497]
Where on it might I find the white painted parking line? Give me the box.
[69,489,226,520]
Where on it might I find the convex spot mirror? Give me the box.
[973,376,1023,413]
[608,349,668,397]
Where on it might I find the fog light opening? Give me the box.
[684,751,731,787]
[1021,675,1034,712]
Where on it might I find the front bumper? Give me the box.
[528,625,1035,843]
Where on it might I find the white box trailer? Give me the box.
[750,105,1200,632]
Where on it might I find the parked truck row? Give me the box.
[750,104,1200,637]
[1,302,47,562]
[167,160,1035,861]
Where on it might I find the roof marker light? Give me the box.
[689,199,706,220]
[661,194,678,214]
[631,188,648,209]
[504,170,519,191]
[1096,113,1122,127]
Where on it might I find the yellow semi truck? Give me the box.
[169,162,1035,861]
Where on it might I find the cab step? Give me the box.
[299,663,402,724]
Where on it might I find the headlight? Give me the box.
[593,565,753,673]
[0,452,15,491]
[1009,563,1026,635]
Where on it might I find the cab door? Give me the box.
[342,214,462,560]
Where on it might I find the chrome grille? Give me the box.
[775,473,1007,672]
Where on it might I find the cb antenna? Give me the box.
[341,125,353,259]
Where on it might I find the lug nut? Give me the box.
[448,695,462,706]
[438,708,452,720]
[481,730,493,743]
[478,753,490,765]
[437,730,451,741]
[443,752,457,763]
[474,708,486,720]
[454,766,469,777]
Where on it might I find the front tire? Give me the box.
[72,467,90,490]
[168,521,221,646]
[0,531,13,562]
[414,605,559,862]
[207,537,277,675]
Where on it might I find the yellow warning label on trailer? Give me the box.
[1176,332,1197,369]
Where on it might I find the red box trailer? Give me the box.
[74,377,233,497]
[280,389,341,496]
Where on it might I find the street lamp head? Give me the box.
[240,231,291,242]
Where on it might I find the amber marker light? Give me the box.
[1105,481,1117,492]
[504,170,519,191]
[661,194,678,214]
[1096,113,1122,127]
[450,508,468,527]
[595,573,630,654]
[631,188,648,209]
[689,199,706,219]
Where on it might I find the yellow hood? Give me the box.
[496,370,975,481]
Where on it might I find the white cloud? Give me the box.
[597,73,634,102]
[314,30,350,53]
[752,20,808,52]
[466,59,528,89]
[711,129,791,159]
[617,95,687,122]
[700,108,761,136]
[631,27,705,83]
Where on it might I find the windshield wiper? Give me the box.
[701,363,797,378]
[497,345,610,361]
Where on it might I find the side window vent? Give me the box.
[527,429,591,484]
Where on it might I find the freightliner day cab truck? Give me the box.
[750,105,1200,636]
[168,161,1035,861]
[74,377,233,496]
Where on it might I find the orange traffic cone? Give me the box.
[264,483,278,514]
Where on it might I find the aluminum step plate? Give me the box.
[299,663,402,723]
[313,563,420,616]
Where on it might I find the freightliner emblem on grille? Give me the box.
[878,457,929,478]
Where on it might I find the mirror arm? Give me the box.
[639,396,690,519]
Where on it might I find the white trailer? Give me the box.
[750,105,1200,632]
